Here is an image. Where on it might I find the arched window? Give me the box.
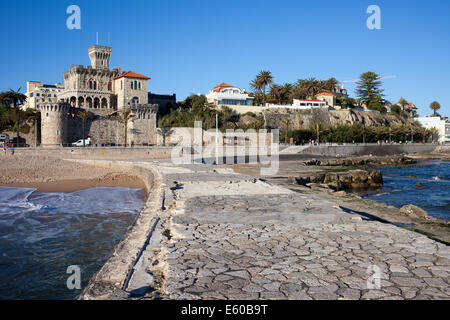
[138,82,141,90]
[134,81,137,90]
[94,81,97,90]
[130,81,133,90]
[108,82,112,91]
[89,80,93,90]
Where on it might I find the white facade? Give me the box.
[415,116,447,143]
[206,83,253,106]
[266,99,330,110]
[25,82,65,110]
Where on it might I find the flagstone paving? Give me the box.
[85,161,450,300]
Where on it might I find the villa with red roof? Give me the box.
[316,92,337,108]
[206,83,254,106]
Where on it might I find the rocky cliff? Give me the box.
[263,108,416,130]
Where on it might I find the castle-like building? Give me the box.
[33,44,164,147]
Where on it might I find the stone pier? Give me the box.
[79,160,450,300]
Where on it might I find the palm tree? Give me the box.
[281,83,293,103]
[257,71,274,106]
[78,110,91,147]
[430,101,441,117]
[8,107,27,145]
[306,78,321,98]
[118,109,134,147]
[0,88,27,108]
[280,118,292,143]
[250,77,262,106]
[324,78,339,93]
[269,84,283,104]
[157,127,174,146]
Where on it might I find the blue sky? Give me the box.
[1,0,449,116]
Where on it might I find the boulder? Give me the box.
[399,205,429,219]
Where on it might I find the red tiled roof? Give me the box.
[316,92,335,97]
[114,71,151,80]
[214,82,234,88]
[294,99,325,102]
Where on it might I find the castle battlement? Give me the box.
[40,102,71,147]
[39,102,71,113]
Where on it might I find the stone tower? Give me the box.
[40,102,70,147]
[88,45,112,70]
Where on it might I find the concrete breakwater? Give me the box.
[79,159,450,300]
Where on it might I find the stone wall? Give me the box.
[66,108,158,146]
[263,108,415,130]
[40,103,70,147]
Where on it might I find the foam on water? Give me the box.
[0,186,146,300]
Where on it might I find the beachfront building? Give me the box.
[446,122,450,144]
[415,116,447,143]
[25,82,65,110]
[266,99,330,110]
[206,83,254,106]
[316,92,337,108]
[33,44,163,147]
[292,99,329,109]
[57,45,154,110]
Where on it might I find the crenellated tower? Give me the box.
[39,102,71,147]
[88,45,112,70]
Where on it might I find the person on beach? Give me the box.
[9,144,14,155]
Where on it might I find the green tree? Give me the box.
[118,109,134,147]
[430,101,441,117]
[391,105,401,114]
[256,71,273,106]
[355,72,385,109]
[157,127,174,146]
[78,110,91,147]
[269,84,283,104]
[280,118,292,143]
[250,77,262,106]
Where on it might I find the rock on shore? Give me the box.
[295,169,383,191]
[399,205,430,220]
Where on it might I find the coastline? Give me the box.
[0,153,148,194]
[1,150,449,300]
[2,174,147,194]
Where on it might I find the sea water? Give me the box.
[0,186,146,300]
[360,160,450,221]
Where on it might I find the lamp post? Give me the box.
[216,112,219,165]
[389,127,392,144]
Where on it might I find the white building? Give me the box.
[25,81,65,110]
[206,83,254,106]
[266,99,330,110]
[415,116,448,144]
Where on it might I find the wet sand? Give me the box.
[4,174,147,193]
[0,153,147,193]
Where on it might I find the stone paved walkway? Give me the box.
[96,161,450,300]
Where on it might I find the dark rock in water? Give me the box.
[299,169,383,191]
[415,182,427,189]
[399,205,429,219]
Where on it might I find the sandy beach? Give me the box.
[0,152,147,193]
